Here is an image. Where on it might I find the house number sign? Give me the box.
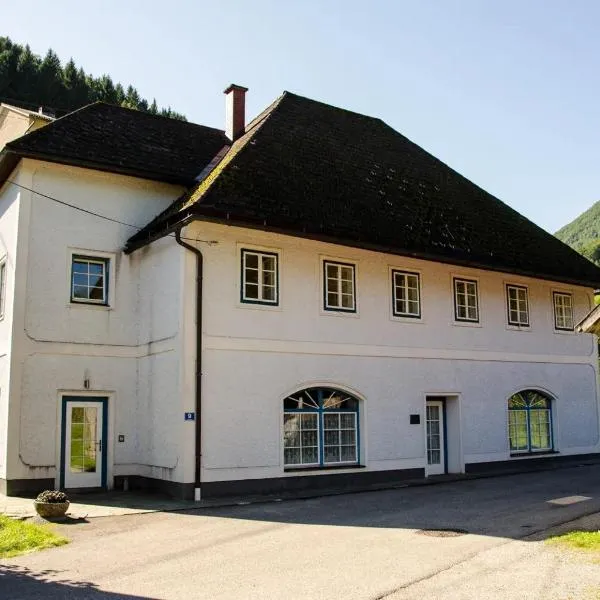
[184,412,195,421]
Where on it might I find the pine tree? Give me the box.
[0,36,185,119]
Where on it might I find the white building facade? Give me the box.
[0,90,599,498]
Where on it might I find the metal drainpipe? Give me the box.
[175,227,203,501]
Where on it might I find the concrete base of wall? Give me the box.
[0,477,55,497]
[465,452,600,475]
[201,467,424,498]
[114,475,195,500]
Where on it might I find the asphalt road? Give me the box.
[3,464,600,599]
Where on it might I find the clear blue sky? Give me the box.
[4,0,600,233]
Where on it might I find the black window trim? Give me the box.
[506,283,530,327]
[453,277,479,323]
[391,269,422,319]
[70,254,110,307]
[240,248,280,306]
[322,259,357,313]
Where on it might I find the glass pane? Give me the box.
[245,269,258,284]
[326,264,337,278]
[72,261,89,274]
[302,447,318,464]
[325,430,339,445]
[262,270,275,286]
[262,255,275,271]
[73,273,88,286]
[284,448,300,465]
[341,446,356,462]
[327,292,338,307]
[324,445,340,463]
[88,263,104,275]
[303,413,318,429]
[71,423,84,439]
[89,283,104,301]
[262,286,275,301]
[73,285,89,299]
[245,283,259,299]
[245,253,258,269]
[71,407,84,422]
[323,413,339,429]
[341,430,356,444]
[508,393,527,409]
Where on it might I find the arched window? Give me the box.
[508,390,553,454]
[283,387,359,468]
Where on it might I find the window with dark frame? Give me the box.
[323,260,356,312]
[241,249,278,305]
[392,270,421,318]
[283,387,359,468]
[553,292,573,331]
[506,284,529,326]
[508,390,553,454]
[453,278,479,322]
[71,256,109,305]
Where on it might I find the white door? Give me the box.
[64,401,104,488]
[426,400,445,476]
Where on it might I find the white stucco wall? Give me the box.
[183,222,600,484]
[0,167,23,479]
[3,160,193,486]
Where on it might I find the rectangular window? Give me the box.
[553,292,573,331]
[283,413,319,466]
[71,256,109,305]
[507,285,529,326]
[241,249,278,305]
[453,278,479,322]
[0,260,6,318]
[323,412,357,464]
[323,261,356,312]
[392,270,421,318]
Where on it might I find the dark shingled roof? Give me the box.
[4,102,229,185]
[131,92,600,288]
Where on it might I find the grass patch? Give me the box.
[0,515,68,558]
[547,530,600,552]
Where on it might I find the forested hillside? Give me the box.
[555,201,600,266]
[0,36,185,120]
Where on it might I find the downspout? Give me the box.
[175,227,203,501]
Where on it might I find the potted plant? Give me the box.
[34,490,70,518]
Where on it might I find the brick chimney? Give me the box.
[224,84,248,141]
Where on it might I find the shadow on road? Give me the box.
[173,466,600,541]
[0,565,158,600]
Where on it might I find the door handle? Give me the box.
[97,439,102,452]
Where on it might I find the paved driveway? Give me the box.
[3,464,600,599]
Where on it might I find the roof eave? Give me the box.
[0,150,21,190]
[576,303,600,334]
[4,150,193,186]
[126,210,600,288]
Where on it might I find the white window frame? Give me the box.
[71,256,109,305]
[506,284,529,327]
[323,260,356,313]
[67,249,115,310]
[553,291,574,331]
[453,277,479,323]
[240,248,279,306]
[391,269,421,319]
[0,258,7,320]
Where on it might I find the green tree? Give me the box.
[0,36,185,119]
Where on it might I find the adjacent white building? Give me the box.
[0,88,599,499]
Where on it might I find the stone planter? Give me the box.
[33,501,70,519]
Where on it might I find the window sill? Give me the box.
[67,302,112,311]
[510,450,558,458]
[284,464,365,473]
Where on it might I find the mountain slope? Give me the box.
[555,201,600,265]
